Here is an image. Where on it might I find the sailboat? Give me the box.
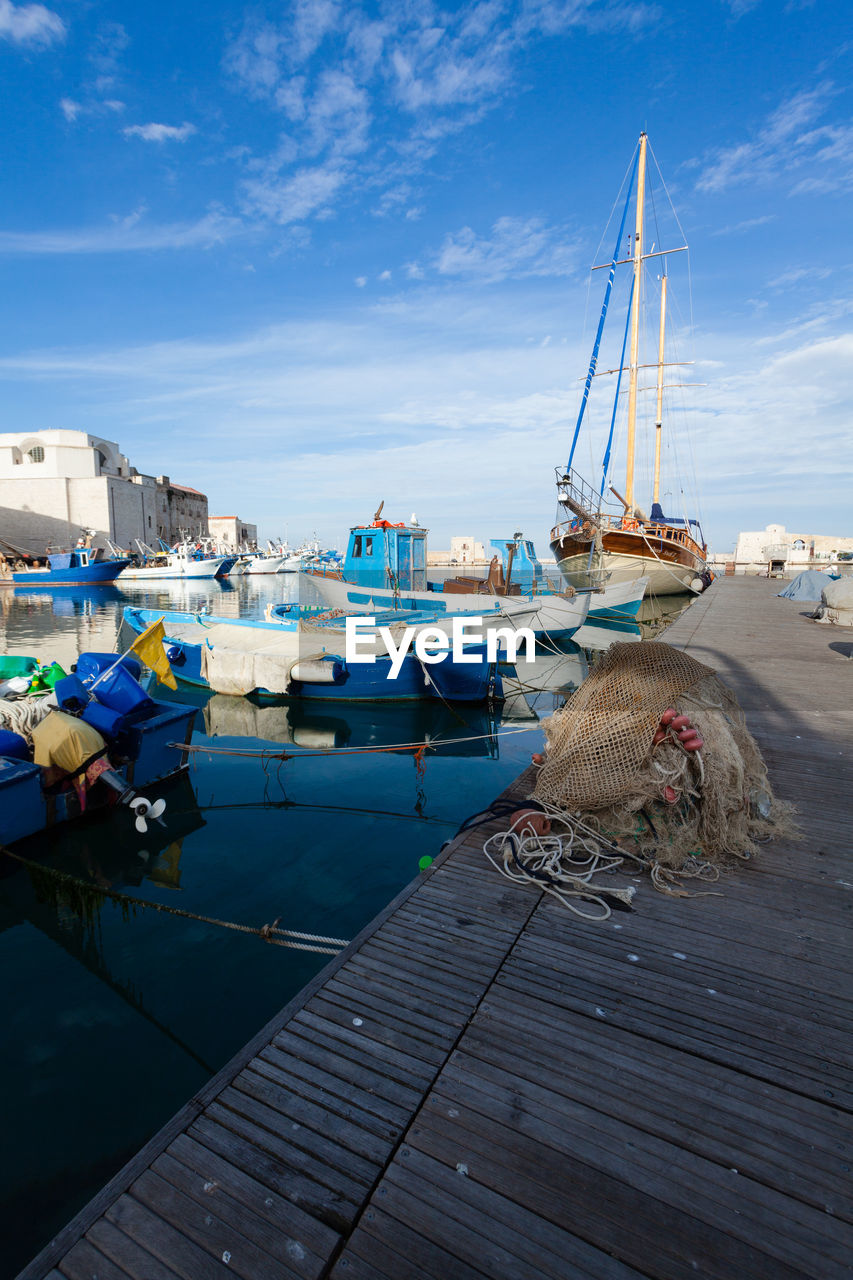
[550,132,711,598]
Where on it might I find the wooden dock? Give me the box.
[19,576,853,1280]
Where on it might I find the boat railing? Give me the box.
[554,468,611,520]
[551,513,705,558]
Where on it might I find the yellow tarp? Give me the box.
[31,710,106,773]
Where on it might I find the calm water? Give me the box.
[0,574,690,1275]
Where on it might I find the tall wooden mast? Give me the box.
[624,132,646,512]
[653,272,667,506]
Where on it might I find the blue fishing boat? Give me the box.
[488,536,647,623]
[0,651,195,848]
[302,512,592,638]
[119,605,507,704]
[4,547,131,587]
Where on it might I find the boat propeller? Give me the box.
[129,796,167,833]
[99,768,167,834]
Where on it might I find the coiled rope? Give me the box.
[482,802,642,922]
[0,696,52,743]
[1,846,350,955]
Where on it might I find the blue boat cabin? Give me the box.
[344,522,427,591]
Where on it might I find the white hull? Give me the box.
[557,550,701,597]
[245,555,287,574]
[119,556,227,581]
[303,572,590,638]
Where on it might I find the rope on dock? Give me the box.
[482,803,644,922]
[1,846,350,955]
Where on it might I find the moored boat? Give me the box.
[549,133,711,598]
[2,547,131,587]
[303,515,591,639]
[120,605,509,703]
[0,648,194,847]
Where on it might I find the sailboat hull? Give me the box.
[551,527,706,597]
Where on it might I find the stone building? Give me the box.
[0,430,208,553]
[208,515,258,549]
[728,524,853,574]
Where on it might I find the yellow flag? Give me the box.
[128,616,178,690]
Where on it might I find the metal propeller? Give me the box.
[130,795,167,833]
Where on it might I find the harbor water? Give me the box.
[0,575,691,1277]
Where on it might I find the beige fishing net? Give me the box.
[533,640,796,875]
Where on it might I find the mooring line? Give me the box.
[1,846,350,955]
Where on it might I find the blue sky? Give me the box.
[1,0,850,553]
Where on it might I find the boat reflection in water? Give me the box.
[203,694,503,759]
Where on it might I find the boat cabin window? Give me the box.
[78,551,89,566]
[364,536,374,557]
[352,535,363,558]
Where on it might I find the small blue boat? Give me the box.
[0,651,195,848]
[5,548,131,587]
[120,605,505,704]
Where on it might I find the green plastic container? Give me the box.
[0,656,39,679]
[39,662,67,689]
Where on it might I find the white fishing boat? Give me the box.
[114,540,232,581]
[244,543,289,574]
[549,133,712,598]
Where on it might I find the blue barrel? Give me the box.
[55,673,90,714]
[81,700,129,740]
[0,729,29,760]
[91,664,155,722]
[77,652,142,684]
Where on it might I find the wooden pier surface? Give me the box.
[19,576,853,1280]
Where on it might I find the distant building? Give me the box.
[0,430,208,552]
[729,524,853,574]
[426,536,486,566]
[209,515,258,548]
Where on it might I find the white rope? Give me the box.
[0,696,52,743]
[483,806,638,922]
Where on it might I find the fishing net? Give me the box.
[532,640,796,880]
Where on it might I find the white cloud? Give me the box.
[123,122,197,143]
[0,0,64,46]
[355,275,367,287]
[379,270,391,281]
[242,163,348,224]
[60,98,81,122]
[0,210,240,254]
[695,83,853,195]
[223,1,663,233]
[434,216,579,282]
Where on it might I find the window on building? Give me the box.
[148,516,152,528]
[27,446,45,463]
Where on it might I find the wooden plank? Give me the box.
[231,1066,394,1166]
[377,1145,648,1279]
[426,1062,852,1263]
[128,1167,288,1280]
[159,1133,337,1271]
[86,1219,184,1279]
[405,1107,817,1280]
[152,1150,320,1279]
[190,1110,359,1234]
[58,1239,134,1280]
[105,1193,235,1280]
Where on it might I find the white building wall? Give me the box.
[732,524,853,572]
[209,516,258,547]
[0,430,205,552]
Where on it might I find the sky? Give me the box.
[0,0,850,555]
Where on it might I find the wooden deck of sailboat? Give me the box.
[19,575,852,1280]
